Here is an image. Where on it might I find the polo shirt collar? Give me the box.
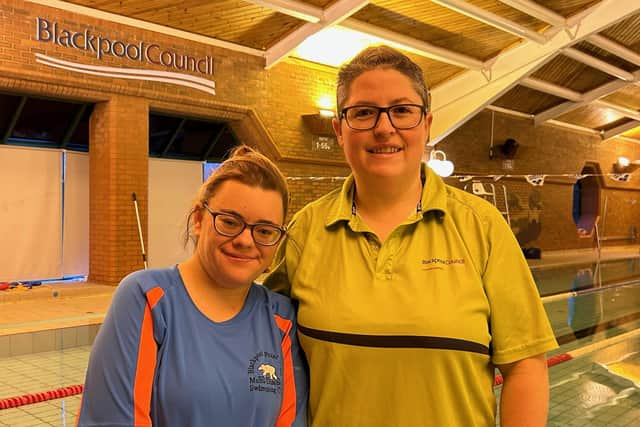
[324,163,448,228]
[419,162,448,217]
[325,175,356,227]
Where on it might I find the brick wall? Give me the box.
[440,110,640,250]
[1,0,347,284]
[89,96,149,284]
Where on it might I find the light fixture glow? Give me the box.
[427,150,454,177]
[294,28,370,67]
[604,109,623,123]
[319,109,335,118]
[617,156,630,167]
[317,95,334,110]
[293,27,404,67]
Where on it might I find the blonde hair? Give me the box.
[185,145,289,245]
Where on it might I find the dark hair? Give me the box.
[185,145,289,245]
[336,45,430,114]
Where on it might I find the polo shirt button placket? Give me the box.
[367,234,381,259]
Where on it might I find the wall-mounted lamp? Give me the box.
[302,110,335,136]
[427,150,454,177]
[319,109,335,118]
[613,156,640,173]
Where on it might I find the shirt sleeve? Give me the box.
[76,273,165,426]
[482,210,559,365]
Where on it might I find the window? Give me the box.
[148,112,238,161]
[0,93,91,151]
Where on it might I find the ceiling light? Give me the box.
[293,27,390,67]
[617,156,630,168]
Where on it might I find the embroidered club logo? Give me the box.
[247,351,281,394]
[258,364,278,380]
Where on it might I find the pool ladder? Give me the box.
[464,180,511,225]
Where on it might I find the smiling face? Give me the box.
[333,68,432,185]
[192,179,284,290]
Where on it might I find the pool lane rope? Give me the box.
[0,385,83,410]
[2,328,639,409]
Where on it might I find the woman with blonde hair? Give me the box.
[79,145,307,427]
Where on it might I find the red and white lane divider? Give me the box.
[0,385,83,410]
[2,329,638,408]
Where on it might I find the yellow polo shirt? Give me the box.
[266,164,558,426]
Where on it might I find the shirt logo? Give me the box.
[421,257,465,271]
[247,351,281,394]
[258,364,278,380]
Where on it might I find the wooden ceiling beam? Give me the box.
[602,120,640,141]
[534,74,639,126]
[594,100,640,121]
[520,77,583,101]
[429,0,640,144]
[431,0,547,44]
[562,47,635,81]
[615,135,640,145]
[496,0,565,27]
[264,0,369,69]
[587,34,640,67]
[339,19,484,70]
[245,0,322,23]
[485,105,602,136]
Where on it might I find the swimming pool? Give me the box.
[495,257,640,426]
[532,258,640,346]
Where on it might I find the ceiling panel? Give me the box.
[557,104,626,128]
[532,55,617,93]
[493,86,566,115]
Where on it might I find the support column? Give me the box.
[89,96,148,285]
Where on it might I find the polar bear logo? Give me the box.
[258,364,278,380]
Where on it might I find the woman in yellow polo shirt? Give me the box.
[266,45,557,426]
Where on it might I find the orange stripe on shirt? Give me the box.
[133,286,164,426]
[274,315,296,427]
[74,394,84,427]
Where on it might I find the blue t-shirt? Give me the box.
[77,266,308,427]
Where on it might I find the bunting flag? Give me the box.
[525,175,546,186]
[282,171,636,187]
[609,173,631,182]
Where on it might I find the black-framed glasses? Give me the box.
[202,203,286,246]
[341,104,426,130]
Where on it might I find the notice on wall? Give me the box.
[312,136,335,152]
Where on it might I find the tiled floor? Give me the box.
[0,347,88,426]
[1,245,639,426]
[545,337,640,426]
